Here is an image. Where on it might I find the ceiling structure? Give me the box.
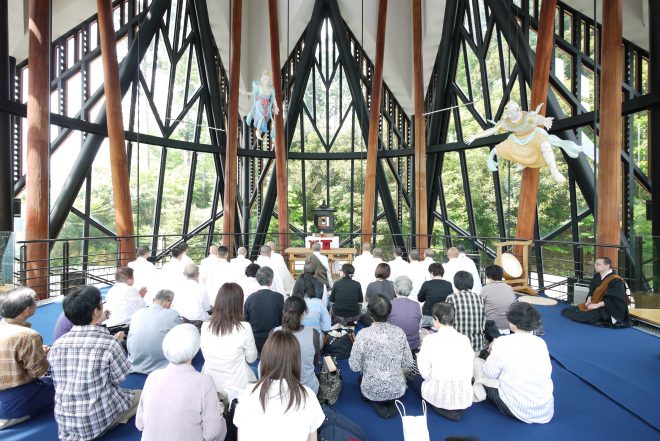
[8,0,651,115]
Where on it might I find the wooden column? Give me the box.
[514,0,556,253]
[412,0,427,252]
[597,0,623,267]
[268,0,289,254]
[97,0,134,266]
[25,0,50,298]
[222,0,242,254]
[361,0,388,244]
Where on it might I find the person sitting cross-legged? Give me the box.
[387,276,422,353]
[243,267,284,353]
[482,302,554,424]
[127,289,182,374]
[272,296,322,394]
[293,277,331,333]
[349,294,413,419]
[0,288,54,429]
[233,330,325,441]
[136,324,227,441]
[481,264,516,334]
[201,283,258,401]
[48,286,141,440]
[446,271,485,353]
[329,263,363,325]
[411,302,474,421]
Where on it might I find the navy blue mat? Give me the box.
[3,302,659,440]
[539,304,660,431]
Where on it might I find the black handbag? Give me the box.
[317,356,342,405]
[322,328,355,360]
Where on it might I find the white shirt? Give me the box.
[387,257,411,282]
[128,257,157,303]
[255,256,290,295]
[353,252,374,295]
[181,254,194,266]
[408,261,429,298]
[313,251,333,288]
[483,332,554,424]
[230,255,252,276]
[104,282,146,327]
[200,321,258,398]
[238,276,262,302]
[417,326,474,410]
[162,257,186,289]
[443,257,482,294]
[234,381,325,441]
[272,252,295,293]
[172,279,210,321]
[200,258,232,304]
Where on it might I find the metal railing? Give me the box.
[11,232,658,299]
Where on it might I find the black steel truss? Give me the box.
[3,0,655,291]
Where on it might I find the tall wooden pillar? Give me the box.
[25,0,50,298]
[361,0,387,244]
[97,0,134,266]
[412,0,427,252]
[222,0,242,254]
[596,0,623,267]
[268,0,289,254]
[514,0,556,253]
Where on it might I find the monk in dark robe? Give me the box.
[562,257,631,327]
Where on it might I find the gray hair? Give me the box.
[184,264,199,279]
[154,289,175,303]
[394,276,413,297]
[162,324,200,364]
[260,245,272,257]
[408,249,420,261]
[237,246,248,256]
[256,266,274,286]
[373,247,383,258]
[0,287,37,319]
[311,242,321,252]
[424,248,434,258]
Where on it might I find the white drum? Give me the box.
[498,252,523,279]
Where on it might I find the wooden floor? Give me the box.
[630,308,660,327]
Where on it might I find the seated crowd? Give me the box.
[0,242,561,440]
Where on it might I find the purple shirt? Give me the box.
[53,312,74,341]
[387,297,422,350]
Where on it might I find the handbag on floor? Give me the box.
[322,328,355,360]
[394,400,430,441]
[317,355,342,405]
[318,405,368,441]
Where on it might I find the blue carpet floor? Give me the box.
[3,301,659,440]
[539,304,660,431]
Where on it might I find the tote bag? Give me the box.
[394,400,430,441]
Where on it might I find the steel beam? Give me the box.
[49,0,169,240]
[251,0,325,257]
[426,0,465,234]
[328,0,404,251]
[0,0,11,231]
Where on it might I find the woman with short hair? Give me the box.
[200,283,258,400]
[272,296,322,393]
[233,331,325,440]
[365,263,396,302]
[413,302,474,421]
[136,324,226,440]
[349,295,413,419]
[329,263,363,325]
[387,276,422,352]
[482,302,554,424]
